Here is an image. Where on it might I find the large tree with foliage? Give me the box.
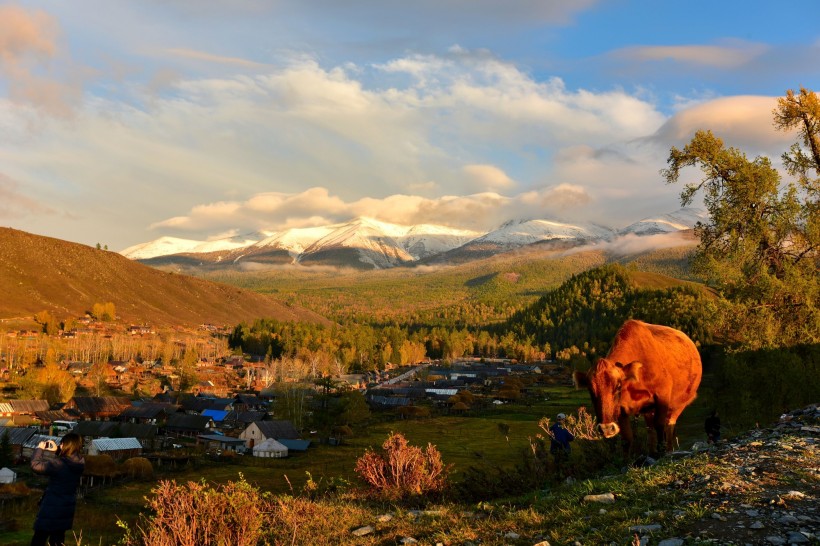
[662,87,819,349]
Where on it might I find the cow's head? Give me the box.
[573,358,650,439]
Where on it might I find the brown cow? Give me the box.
[573,320,702,454]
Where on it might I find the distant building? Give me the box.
[239,420,299,448]
[88,437,143,460]
[63,396,132,421]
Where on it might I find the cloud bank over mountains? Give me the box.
[0,2,815,250]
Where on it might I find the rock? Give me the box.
[352,525,374,537]
[504,532,520,539]
[783,490,807,500]
[786,531,809,544]
[400,538,418,544]
[658,539,684,546]
[745,509,760,517]
[750,521,765,529]
[598,508,607,515]
[583,492,615,503]
[711,512,727,521]
[376,514,393,523]
[765,536,786,545]
[629,524,662,533]
[777,515,799,525]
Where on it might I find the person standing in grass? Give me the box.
[705,410,721,444]
[549,413,575,474]
[30,433,85,546]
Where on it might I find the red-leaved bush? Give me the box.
[354,432,449,499]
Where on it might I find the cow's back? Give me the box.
[607,320,701,407]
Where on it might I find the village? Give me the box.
[0,319,561,486]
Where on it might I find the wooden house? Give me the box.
[164,414,215,438]
[0,427,37,460]
[239,420,299,448]
[74,421,159,450]
[62,396,132,421]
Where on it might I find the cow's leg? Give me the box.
[652,403,670,455]
[664,422,677,452]
[617,412,634,454]
[643,412,656,454]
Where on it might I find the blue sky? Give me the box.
[1,0,818,250]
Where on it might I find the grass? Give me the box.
[0,381,717,545]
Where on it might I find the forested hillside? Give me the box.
[503,264,716,360]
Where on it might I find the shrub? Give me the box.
[354,432,449,500]
[121,457,154,480]
[119,476,264,546]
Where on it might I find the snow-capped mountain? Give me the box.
[398,223,481,260]
[478,218,614,246]
[121,234,262,260]
[619,208,707,236]
[122,208,705,269]
[238,226,338,259]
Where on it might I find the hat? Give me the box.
[556,413,566,421]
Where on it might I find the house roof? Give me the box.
[35,410,81,423]
[0,400,49,413]
[202,409,229,422]
[180,398,233,413]
[166,414,213,431]
[277,439,311,451]
[90,437,143,451]
[197,434,246,445]
[223,410,267,424]
[248,420,299,440]
[120,403,178,420]
[0,427,37,445]
[67,396,132,415]
[252,438,288,453]
[74,421,158,439]
[234,394,265,406]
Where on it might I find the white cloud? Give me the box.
[652,95,794,153]
[149,184,598,236]
[462,164,515,191]
[0,5,85,117]
[611,41,769,69]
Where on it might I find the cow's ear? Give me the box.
[621,361,643,382]
[572,370,589,389]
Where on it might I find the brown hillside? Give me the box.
[0,228,329,328]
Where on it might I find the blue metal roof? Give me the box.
[202,409,229,422]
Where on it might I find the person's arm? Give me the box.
[31,448,52,474]
[31,441,59,475]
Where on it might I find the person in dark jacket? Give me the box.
[549,413,575,474]
[30,432,85,546]
[705,410,721,444]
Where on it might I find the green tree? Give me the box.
[0,431,12,466]
[662,119,819,349]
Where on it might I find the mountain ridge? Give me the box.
[126,208,706,270]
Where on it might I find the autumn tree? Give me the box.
[91,302,116,322]
[34,311,60,336]
[20,348,76,405]
[662,89,820,349]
